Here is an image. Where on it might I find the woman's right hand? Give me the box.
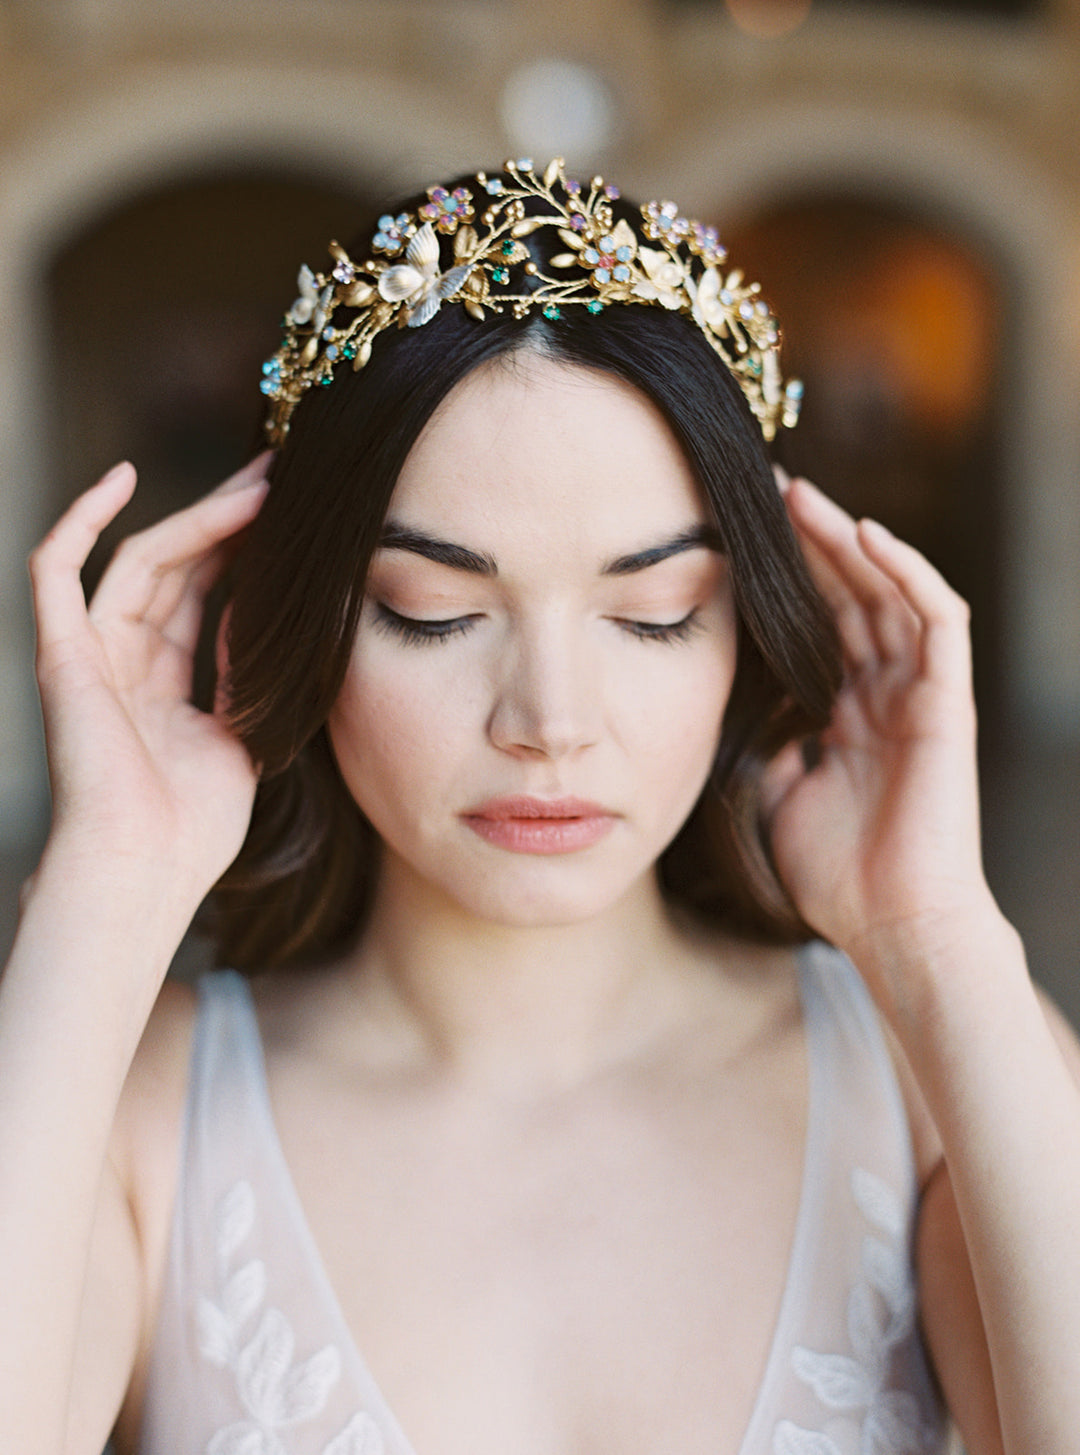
[27,454,271,921]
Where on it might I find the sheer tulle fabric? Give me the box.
[137,946,951,1455]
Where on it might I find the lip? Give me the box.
[461,796,617,855]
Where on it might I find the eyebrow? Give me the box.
[601,525,722,576]
[378,521,721,577]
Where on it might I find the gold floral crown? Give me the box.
[260,157,803,447]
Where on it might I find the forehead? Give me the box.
[388,354,707,555]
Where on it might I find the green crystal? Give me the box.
[501,241,515,256]
[343,342,357,360]
[492,267,509,285]
[586,299,604,314]
[543,304,561,321]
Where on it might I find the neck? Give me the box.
[338,853,715,1097]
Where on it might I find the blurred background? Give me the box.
[0,0,1076,1021]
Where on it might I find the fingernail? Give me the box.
[100,461,133,485]
[224,467,271,494]
[773,464,791,494]
[861,517,893,542]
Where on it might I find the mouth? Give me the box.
[461,796,617,855]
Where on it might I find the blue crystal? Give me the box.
[517,157,533,170]
[485,179,504,195]
[595,267,611,284]
[599,235,615,252]
[373,232,388,250]
[261,360,277,376]
[378,214,394,230]
[583,248,599,266]
[612,264,630,283]
[259,379,277,396]
[325,345,339,360]
[615,246,632,262]
[786,380,805,398]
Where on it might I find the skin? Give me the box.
[2,354,1080,1455]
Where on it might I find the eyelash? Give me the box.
[374,604,702,647]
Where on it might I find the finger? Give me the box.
[89,468,268,624]
[785,478,921,664]
[791,524,876,669]
[857,518,973,690]
[28,462,138,648]
[213,604,235,719]
[148,539,240,660]
[116,485,262,651]
[215,449,274,495]
[781,478,878,666]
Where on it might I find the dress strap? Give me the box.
[751,942,950,1454]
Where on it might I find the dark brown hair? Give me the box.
[209,177,842,969]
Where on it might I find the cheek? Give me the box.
[327,650,479,818]
[631,631,737,807]
[328,666,423,803]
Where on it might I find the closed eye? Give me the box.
[374,603,480,646]
[617,609,702,644]
[375,604,704,647]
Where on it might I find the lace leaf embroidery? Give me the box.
[867,1391,932,1454]
[862,1236,914,1342]
[847,1283,887,1385]
[200,1180,385,1455]
[217,1181,258,1277]
[792,1348,875,1409]
[773,1419,841,1454]
[208,1425,281,1455]
[852,1169,903,1242]
[779,1168,937,1455]
[324,1413,387,1455]
[226,1259,269,1329]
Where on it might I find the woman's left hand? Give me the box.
[764,475,998,987]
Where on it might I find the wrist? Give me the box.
[22,837,200,963]
[840,894,1028,1036]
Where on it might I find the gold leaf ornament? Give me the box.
[259,159,799,447]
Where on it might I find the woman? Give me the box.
[2,159,1078,1455]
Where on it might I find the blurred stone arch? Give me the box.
[0,58,498,837]
[655,100,1080,736]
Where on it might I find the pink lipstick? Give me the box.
[462,796,616,854]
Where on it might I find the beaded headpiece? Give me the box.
[260,157,803,447]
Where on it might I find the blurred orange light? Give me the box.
[725,0,811,39]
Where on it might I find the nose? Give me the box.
[487,616,601,760]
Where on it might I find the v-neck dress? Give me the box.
[136,944,952,1455]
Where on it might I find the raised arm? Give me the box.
[0,456,268,1455]
[767,474,1080,1454]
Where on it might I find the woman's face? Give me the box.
[327,353,738,927]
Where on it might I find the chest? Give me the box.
[138,962,949,1455]
[267,1043,808,1455]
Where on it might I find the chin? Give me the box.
[427,859,657,930]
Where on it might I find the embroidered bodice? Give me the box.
[136,944,952,1455]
